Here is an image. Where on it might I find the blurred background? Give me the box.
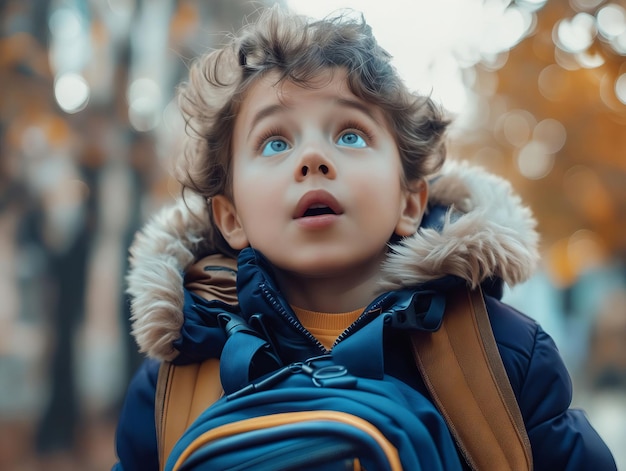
[1,0,625,469]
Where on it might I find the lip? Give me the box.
[293,189,344,219]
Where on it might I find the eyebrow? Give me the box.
[248,104,285,137]
[246,97,382,138]
[334,98,382,125]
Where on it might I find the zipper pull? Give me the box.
[225,358,358,402]
[304,357,358,389]
[311,365,357,389]
[226,363,303,401]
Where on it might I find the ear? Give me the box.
[211,195,249,250]
[395,179,428,237]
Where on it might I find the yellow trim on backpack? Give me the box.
[171,410,402,471]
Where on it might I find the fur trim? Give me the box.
[379,161,539,292]
[126,161,539,360]
[126,194,214,361]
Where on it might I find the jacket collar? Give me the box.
[126,161,539,361]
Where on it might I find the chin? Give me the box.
[276,255,383,280]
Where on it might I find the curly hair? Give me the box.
[176,5,450,256]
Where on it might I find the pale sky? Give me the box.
[287,0,540,119]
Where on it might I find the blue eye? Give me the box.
[261,139,290,156]
[337,132,367,148]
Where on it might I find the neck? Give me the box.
[272,257,384,313]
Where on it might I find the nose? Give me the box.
[295,146,337,181]
[301,163,330,176]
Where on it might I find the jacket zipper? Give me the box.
[261,283,391,353]
[333,295,389,348]
[157,362,173,471]
[260,284,328,353]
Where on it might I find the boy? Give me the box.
[114,6,616,470]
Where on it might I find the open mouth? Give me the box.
[303,205,337,217]
[294,190,343,219]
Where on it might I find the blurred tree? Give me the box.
[457,0,626,286]
[1,0,280,462]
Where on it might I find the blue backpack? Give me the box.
[165,357,462,470]
[158,288,532,471]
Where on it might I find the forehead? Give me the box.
[247,68,348,102]
[236,68,387,127]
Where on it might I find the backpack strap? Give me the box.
[155,359,223,471]
[155,286,532,471]
[410,287,533,471]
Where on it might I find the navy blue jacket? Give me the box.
[114,248,616,470]
[114,164,616,470]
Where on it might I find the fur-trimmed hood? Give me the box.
[126,161,539,361]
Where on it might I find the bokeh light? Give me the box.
[568,229,606,273]
[127,78,162,132]
[615,73,626,104]
[48,5,90,75]
[600,72,625,110]
[48,7,83,40]
[516,140,555,180]
[538,64,571,100]
[570,0,605,11]
[107,0,137,16]
[576,50,605,68]
[533,118,567,154]
[597,3,626,39]
[499,109,536,147]
[54,72,90,113]
[518,0,549,12]
[611,30,626,54]
[546,229,607,287]
[554,13,597,53]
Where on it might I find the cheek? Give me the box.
[353,160,404,198]
[350,172,405,227]
[232,171,284,231]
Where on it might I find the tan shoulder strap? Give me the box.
[155,287,532,471]
[410,287,532,471]
[155,359,223,471]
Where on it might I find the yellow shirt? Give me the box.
[292,306,363,350]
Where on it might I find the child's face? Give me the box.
[213,69,426,279]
